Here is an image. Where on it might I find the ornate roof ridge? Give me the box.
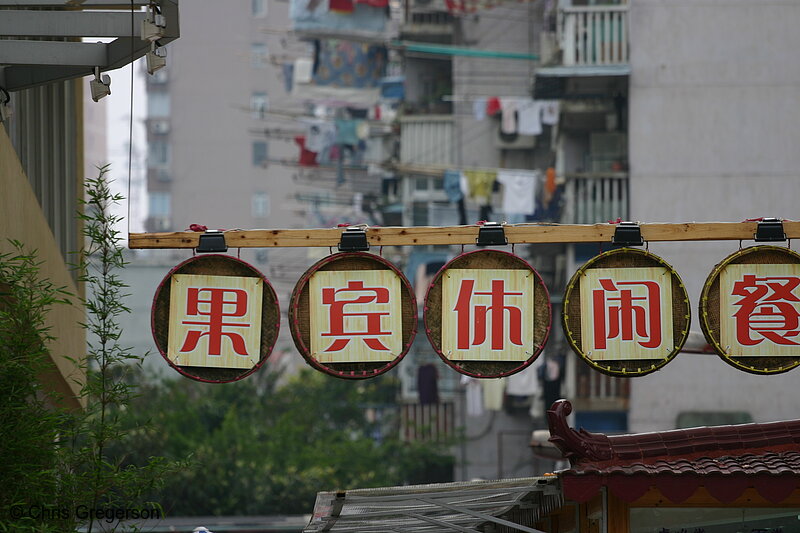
[547,399,800,466]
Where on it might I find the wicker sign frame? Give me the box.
[423,249,551,378]
[151,254,280,383]
[289,252,417,379]
[563,248,690,377]
[699,245,800,375]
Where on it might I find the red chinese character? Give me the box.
[731,274,800,346]
[453,279,524,350]
[180,287,250,356]
[320,280,392,352]
[592,279,661,350]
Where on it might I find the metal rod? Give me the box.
[417,498,547,533]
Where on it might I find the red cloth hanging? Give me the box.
[355,0,389,7]
[485,96,501,116]
[294,136,318,167]
[329,0,354,12]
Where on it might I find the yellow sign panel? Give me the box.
[579,267,673,361]
[309,270,402,363]
[167,274,263,369]
[720,264,800,357]
[441,269,534,361]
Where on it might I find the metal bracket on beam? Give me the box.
[196,230,227,253]
[612,221,643,247]
[754,218,786,242]
[338,226,369,252]
[476,222,507,246]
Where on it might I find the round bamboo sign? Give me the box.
[423,249,551,378]
[289,252,417,379]
[563,248,690,377]
[151,254,280,383]
[699,245,800,375]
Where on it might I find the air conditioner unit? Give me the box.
[495,124,537,149]
[151,120,170,134]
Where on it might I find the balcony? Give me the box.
[401,0,454,43]
[560,172,628,224]
[560,4,628,67]
[534,3,629,99]
[399,115,455,166]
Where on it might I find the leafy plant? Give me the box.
[0,166,178,532]
[0,242,72,532]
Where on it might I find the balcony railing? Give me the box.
[559,4,628,66]
[400,115,455,166]
[401,401,455,443]
[561,172,628,224]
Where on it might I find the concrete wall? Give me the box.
[627,0,800,431]
[453,2,543,170]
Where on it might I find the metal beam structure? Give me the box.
[303,477,562,533]
[0,10,147,37]
[128,220,800,250]
[0,0,179,91]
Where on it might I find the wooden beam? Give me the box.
[128,221,800,249]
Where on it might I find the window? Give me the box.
[252,0,267,17]
[148,91,170,117]
[250,92,269,119]
[252,192,271,218]
[148,191,171,217]
[148,140,170,166]
[251,43,268,68]
[252,141,268,166]
[630,507,800,533]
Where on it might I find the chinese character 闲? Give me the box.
[580,267,672,360]
[592,278,662,350]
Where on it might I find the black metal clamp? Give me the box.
[338,226,369,252]
[754,218,786,242]
[476,222,508,246]
[196,230,228,253]
[612,221,644,247]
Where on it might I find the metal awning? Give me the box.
[0,0,179,91]
[304,476,563,533]
[533,65,629,100]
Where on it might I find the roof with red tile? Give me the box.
[547,400,800,504]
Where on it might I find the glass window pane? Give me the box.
[251,43,268,68]
[253,141,268,166]
[631,507,800,533]
[251,92,269,119]
[252,0,267,17]
[148,191,171,217]
[252,192,271,218]
[148,92,170,117]
[148,141,170,165]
